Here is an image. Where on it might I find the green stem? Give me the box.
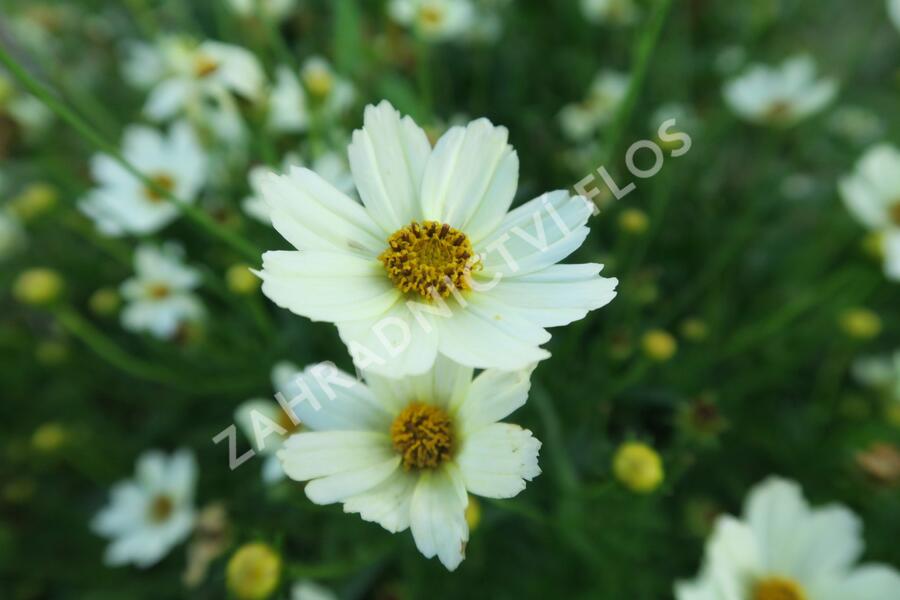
[0,45,261,263]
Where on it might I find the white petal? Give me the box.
[420,118,518,240]
[144,78,189,120]
[457,423,541,498]
[788,505,862,578]
[453,366,532,433]
[305,455,401,505]
[743,477,812,573]
[817,565,900,600]
[885,230,900,281]
[342,468,419,533]
[409,465,469,571]
[365,353,474,415]
[276,362,393,431]
[476,191,593,276]
[348,100,431,234]
[278,430,393,482]
[261,166,385,254]
[258,250,400,323]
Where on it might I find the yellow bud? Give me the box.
[642,329,677,362]
[618,208,649,234]
[13,268,63,305]
[227,264,260,295]
[613,441,664,494]
[680,318,708,342]
[839,308,881,340]
[226,543,281,600]
[32,422,67,452]
[89,287,121,316]
[464,495,481,531]
[10,182,58,221]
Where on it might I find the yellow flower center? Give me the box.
[754,577,807,600]
[143,173,175,203]
[303,68,333,98]
[148,494,174,523]
[276,409,302,435]
[193,54,219,78]
[379,221,479,299]
[766,100,793,122]
[418,5,445,28]
[147,283,171,299]
[889,201,900,227]
[390,402,454,470]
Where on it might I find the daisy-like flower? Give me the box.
[580,0,640,26]
[243,152,354,223]
[256,101,617,376]
[723,54,838,126]
[268,65,310,134]
[276,356,541,570]
[235,362,303,483]
[120,243,205,339]
[558,70,629,141]
[92,449,197,568]
[676,477,900,600]
[124,37,264,123]
[388,0,475,42]
[227,0,297,22]
[839,144,900,281]
[79,121,207,236]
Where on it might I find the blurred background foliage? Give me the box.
[1,0,899,598]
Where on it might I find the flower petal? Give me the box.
[409,464,469,571]
[456,423,541,498]
[348,100,431,234]
[342,468,419,533]
[258,250,400,322]
[365,353,473,414]
[278,431,394,482]
[453,367,532,433]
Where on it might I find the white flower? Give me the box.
[839,144,900,281]
[79,121,207,236]
[125,37,264,122]
[676,477,900,600]
[268,66,310,133]
[0,211,25,260]
[235,362,303,483]
[92,449,197,568]
[723,55,837,126]
[276,356,541,570]
[227,0,297,22]
[292,580,338,600]
[120,243,205,339]
[853,351,900,403]
[300,56,355,120]
[559,70,629,141]
[890,0,900,32]
[580,0,639,25]
[388,0,475,41]
[256,101,617,377]
[243,151,354,223]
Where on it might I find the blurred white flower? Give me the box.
[723,54,837,126]
[853,351,900,403]
[890,0,900,31]
[292,580,338,600]
[268,66,310,133]
[300,56,355,120]
[676,477,900,600]
[79,121,208,236]
[0,211,25,260]
[242,151,354,223]
[124,37,264,122]
[559,70,629,141]
[227,0,297,22]
[388,0,475,42]
[92,449,197,568]
[839,144,900,281]
[580,0,639,25]
[828,105,885,145]
[120,243,205,339]
[235,361,303,483]
[277,356,541,571]
[256,101,617,377]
